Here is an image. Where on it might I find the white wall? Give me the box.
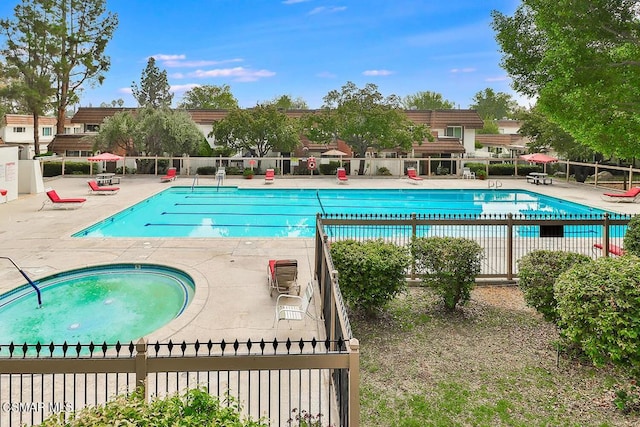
[0,146,19,202]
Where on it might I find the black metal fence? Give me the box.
[0,338,358,426]
[317,212,632,281]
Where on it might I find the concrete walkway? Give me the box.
[0,174,636,344]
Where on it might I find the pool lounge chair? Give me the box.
[593,242,626,257]
[87,180,120,195]
[264,168,275,184]
[267,259,300,296]
[274,283,315,329]
[406,167,423,184]
[601,187,640,202]
[41,188,86,210]
[161,167,177,182]
[462,167,476,179]
[336,167,349,184]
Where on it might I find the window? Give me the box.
[66,150,80,157]
[445,126,462,138]
[42,127,52,136]
[13,127,26,133]
[85,124,100,132]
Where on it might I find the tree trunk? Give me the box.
[57,81,69,135]
[32,113,41,157]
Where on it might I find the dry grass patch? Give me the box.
[353,286,639,426]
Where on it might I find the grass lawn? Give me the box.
[352,286,639,427]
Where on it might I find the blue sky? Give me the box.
[1,0,524,109]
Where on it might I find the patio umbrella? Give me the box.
[520,153,558,172]
[87,152,123,162]
[322,149,349,166]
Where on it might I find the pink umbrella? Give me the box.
[520,153,558,173]
[87,152,123,162]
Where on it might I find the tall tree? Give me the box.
[93,110,137,155]
[492,0,640,158]
[51,0,118,135]
[304,82,432,174]
[0,1,57,156]
[469,88,518,120]
[266,94,308,110]
[131,57,173,108]
[209,104,301,157]
[403,90,455,110]
[177,84,238,109]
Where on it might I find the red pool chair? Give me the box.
[87,180,120,195]
[161,167,177,182]
[593,243,626,257]
[601,187,640,203]
[264,168,275,184]
[267,259,300,297]
[407,167,423,184]
[41,188,86,210]
[336,167,349,184]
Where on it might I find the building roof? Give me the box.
[404,110,484,129]
[48,134,94,153]
[475,134,527,147]
[4,114,58,127]
[71,108,137,123]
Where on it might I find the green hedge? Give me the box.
[43,162,90,177]
[464,162,543,177]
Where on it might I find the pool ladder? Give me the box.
[488,180,503,189]
[191,174,199,191]
[0,256,42,307]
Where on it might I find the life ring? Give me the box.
[307,157,317,170]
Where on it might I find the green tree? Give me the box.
[265,94,308,110]
[131,57,173,108]
[0,0,57,156]
[402,90,455,110]
[469,88,518,120]
[492,1,640,158]
[516,107,594,161]
[99,98,124,108]
[209,104,301,157]
[177,84,238,109]
[476,118,500,135]
[50,0,118,135]
[93,110,137,155]
[305,82,432,174]
[134,107,203,157]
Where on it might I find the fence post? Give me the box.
[135,338,149,402]
[411,213,417,279]
[603,213,610,256]
[349,338,360,427]
[507,213,514,280]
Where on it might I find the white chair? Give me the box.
[274,283,315,329]
[462,167,476,179]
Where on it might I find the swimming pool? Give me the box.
[0,264,195,347]
[73,187,613,238]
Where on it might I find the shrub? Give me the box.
[41,388,267,426]
[554,256,640,373]
[319,161,340,176]
[411,237,484,311]
[196,166,217,175]
[517,250,592,323]
[623,214,640,256]
[376,166,392,176]
[330,239,411,316]
[243,168,255,177]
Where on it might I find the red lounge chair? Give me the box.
[601,187,640,202]
[161,167,177,182]
[407,167,423,183]
[264,168,275,184]
[41,188,86,210]
[593,243,626,257]
[336,167,349,183]
[87,180,119,195]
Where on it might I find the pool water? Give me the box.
[73,187,612,238]
[0,264,194,346]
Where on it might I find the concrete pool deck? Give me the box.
[0,174,637,345]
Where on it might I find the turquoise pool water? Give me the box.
[0,264,194,345]
[73,187,614,238]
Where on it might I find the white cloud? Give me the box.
[450,68,476,73]
[485,75,509,82]
[163,58,244,68]
[118,87,132,94]
[189,67,276,82]
[282,0,311,4]
[152,54,186,61]
[170,83,199,94]
[362,69,394,76]
[308,6,347,15]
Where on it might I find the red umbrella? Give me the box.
[87,152,123,162]
[520,153,557,164]
[520,153,558,173]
